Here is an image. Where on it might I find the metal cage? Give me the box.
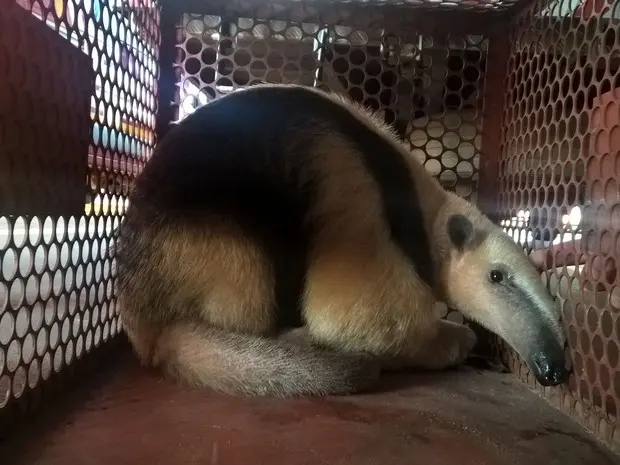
[1,0,620,460]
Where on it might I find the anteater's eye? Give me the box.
[490,270,504,283]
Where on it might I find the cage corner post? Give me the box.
[476,21,511,226]
[156,0,184,141]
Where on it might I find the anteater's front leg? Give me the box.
[385,319,477,371]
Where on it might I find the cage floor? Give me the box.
[2,350,619,465]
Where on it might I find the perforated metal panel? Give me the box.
[173,9,488,201]
[0,0,160,427]
[176,0,524,14]
[172,4,489,323]
[495,0,620,446]
[2,0,620,456]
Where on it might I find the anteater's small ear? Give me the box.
[447,214,475,251]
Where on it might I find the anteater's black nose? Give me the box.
[532,352,569,386]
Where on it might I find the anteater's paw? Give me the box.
[448,321,477,366]
[413,320,477,370]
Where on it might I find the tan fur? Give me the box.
[159,220,276,334]
[119,219,276,344]
[440,215,565,351]
[117,217,384,396]
[287,128,475,369]
[116,83,556,398]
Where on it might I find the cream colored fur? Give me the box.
[114,84,521,397]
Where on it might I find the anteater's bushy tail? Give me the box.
[150,322,381,397]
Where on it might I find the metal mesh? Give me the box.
[172,7,488,323]
[2,0,619,454]
[180,0,524,13]
[496,0,620,446]
[0,0,160,422]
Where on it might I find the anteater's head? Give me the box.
[435,195,569,387]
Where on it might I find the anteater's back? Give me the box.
[118,86,327,332]
[114,84,427,397]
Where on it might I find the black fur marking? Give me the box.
[506,285,561,352]
[128,90,322,329]
[448,214,475,251]
[243,86,435,287]
[243,86,435,286]
[128,85,434,327]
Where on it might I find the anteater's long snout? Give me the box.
[495,281,571,387]
[519,317,570,386]
[529,339,570,386]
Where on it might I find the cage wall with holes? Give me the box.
[1,0,620,462]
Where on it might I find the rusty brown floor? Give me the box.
[1,352,619,465]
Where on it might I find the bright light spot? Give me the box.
[179,77,211,119]
[509,215,528,228]
[552,231,582,245]
[519,229,532,244]
[54,0,64,17]
[560,206,582,232]
[216,85,235,93]
[568,206,582,228]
